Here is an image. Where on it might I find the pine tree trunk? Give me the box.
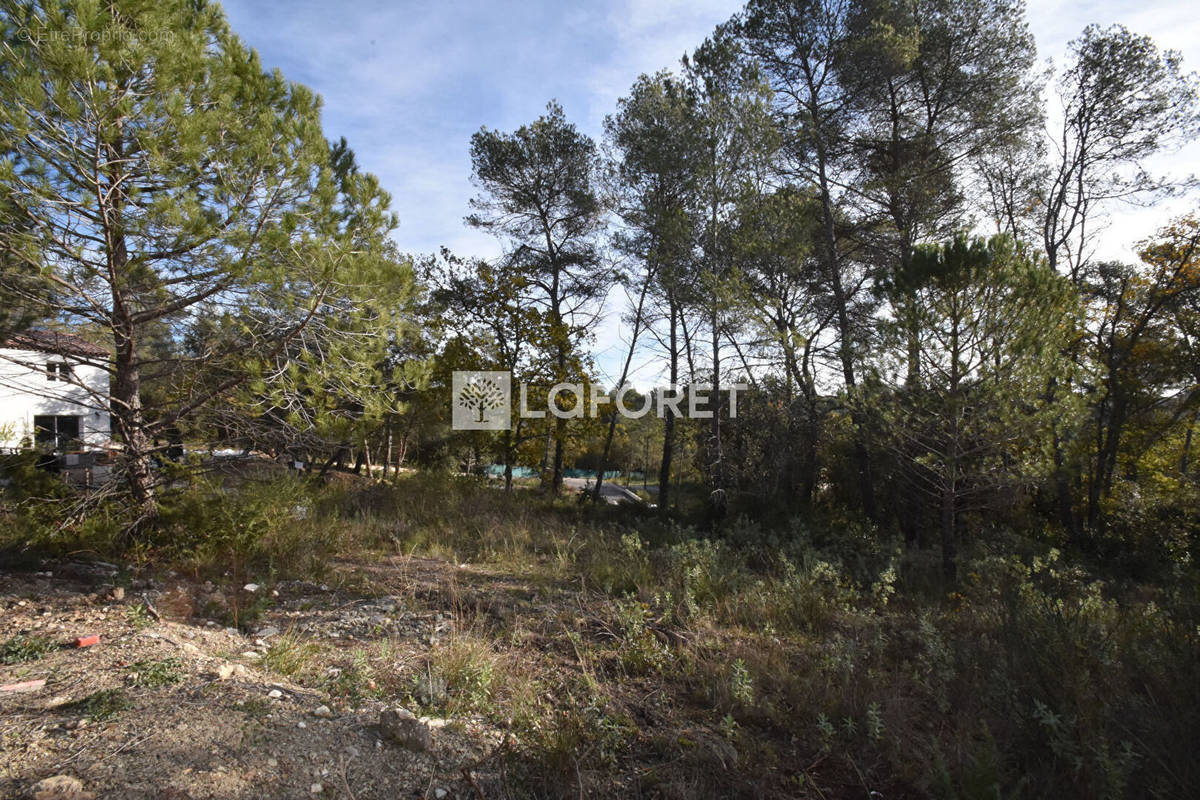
[593,262,653,504]
[814,133,876,521]
[382,422,392,478]
[709,302,725,519]
[1182,413,1196,475]
[112,324,155,521]
[658,300,678,518]
[941,481,957,585]
[105,126,156,523]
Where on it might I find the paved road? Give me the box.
[561,477,645,505]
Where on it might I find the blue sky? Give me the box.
[218,0,747,262]
[219,0,1200,385]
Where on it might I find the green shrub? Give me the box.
[67,688,130,721]
[128,657,185,688]
[151,476,338,579]
[1,633,56,664]
[261,630,320,677]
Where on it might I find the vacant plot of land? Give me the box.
[0,558,527,800]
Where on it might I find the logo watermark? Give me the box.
[13,27,177,46]
[452,371,511,430]
[452,370,747,431]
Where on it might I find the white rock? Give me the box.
[241,651,262,661]
[312,705,332,718]
[310,783,323,794]
[267,689,283,699]
[297,721,307,729]
[30,775,86,795]
[243,583,260,593]
[217,663,249,681]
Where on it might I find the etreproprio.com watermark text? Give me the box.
[13,27,177,45]
[452,370,748,431]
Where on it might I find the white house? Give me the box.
[0,330,111,452]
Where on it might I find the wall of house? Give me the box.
[0,347,111,450]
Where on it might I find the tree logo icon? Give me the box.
[459,376,505,421]
[452,371,511,430]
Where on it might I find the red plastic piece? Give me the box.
[0,679,46,693]
[74,634,100,647]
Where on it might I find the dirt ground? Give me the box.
[0,556,526,800]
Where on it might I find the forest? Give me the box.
[2,1,1200,798]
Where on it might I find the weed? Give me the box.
[68,688,130,721]
[0,633,56,665]
[126,603,153,630]
[610,598,671,675]
[416,637,498,716]
[235,696,273,721]
[719,712,741,743]
[261,631,320,677]
[325,648,382,705]
[729,658,754,707]
[129,657,184,688]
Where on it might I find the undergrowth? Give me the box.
[4,470,1198,798]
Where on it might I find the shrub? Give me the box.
[128,657,184,688]
[1,633,56,664]
[151,476,330,578]
[261,630,320,677]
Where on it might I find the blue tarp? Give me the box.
[481,465,627,479]
[481,465,539,478]
[563,468,622,479]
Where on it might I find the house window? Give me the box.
[46,361,72,381]
[33,415,81,451]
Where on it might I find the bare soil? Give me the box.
[0,557,519,800]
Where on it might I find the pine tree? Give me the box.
[0,1,396,519]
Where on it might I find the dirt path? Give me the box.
[0,557,527,800]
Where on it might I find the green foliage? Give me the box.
[151,476,347,580]
[611,598,672,675]
[415,639,498,717]
[0,0,404,513]
[261,631,320,678]
[128,657,184,688]
[0,633,56,665]
[728,658,754,706]
[325,648,383,705]
[125,603,153,631]
[517,695,637,777]
[67,688,131,722]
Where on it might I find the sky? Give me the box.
[218,0,1200,386]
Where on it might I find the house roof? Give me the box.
[1,329,109,359]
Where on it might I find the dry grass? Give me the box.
[5,472,1199,798]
